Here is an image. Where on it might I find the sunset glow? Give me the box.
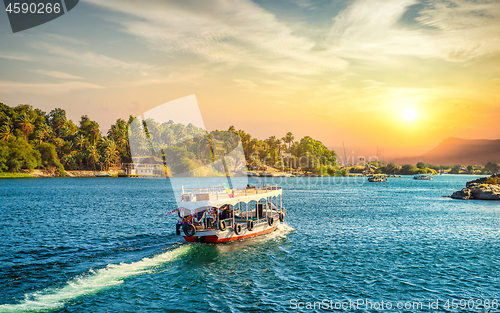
[402,108,417,121]
[0,0,499,159]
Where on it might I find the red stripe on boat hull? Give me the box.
[183,224,278,243]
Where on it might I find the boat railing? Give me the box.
[181,185,282,202]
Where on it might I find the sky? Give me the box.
[0,0,499,159]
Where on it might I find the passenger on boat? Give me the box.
[182,215,193,224]
[204,207,216,229]
[220,205,233,220]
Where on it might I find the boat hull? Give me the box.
[184,222,279,243]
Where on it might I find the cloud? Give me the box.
[234,79,258,88]
[31,70,83,80]
[109,70,205,88]
[84,0,348,74]
[327,0,500,62]
[416,0,500,61]
[34,42,151,71]
[0,53,34,61]
[38,33,89,46]
[0,81,103,95]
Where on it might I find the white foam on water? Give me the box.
[0,245,192,313]
[251,222,295,243]
[269,223,295,239]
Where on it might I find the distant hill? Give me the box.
[394,137,500,166]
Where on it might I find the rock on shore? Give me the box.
[451,174,500,200]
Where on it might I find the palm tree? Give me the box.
[99,138,119,170]
[87,121,101,145]
[161,129,174,146]
[34,129,45,145]
[75,151,85,167]
[52,138,65,155]
[236,130,252,159]
[59,125,73,139]
[0,124,12,141]
[16,112,34,138]
[113,127,129,156]
[48,108,67,135]
[39,124,52,142]
[74,134,86,152]
[284,132,294,151]
[86,144,99,170]
[0,114,13,128]
[264,136,281,164]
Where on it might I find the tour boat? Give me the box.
[368,176,387,182]
[414,174,433,180]
[172,184,285,243]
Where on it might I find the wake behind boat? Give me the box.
[172,184,285,243]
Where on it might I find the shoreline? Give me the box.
[0,171,492,179]
[0,169,121,178]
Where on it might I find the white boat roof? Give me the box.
[179,185,282,212]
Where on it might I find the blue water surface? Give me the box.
[0,175,499,312]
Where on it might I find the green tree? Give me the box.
[36,143,65,176]
[0,124,13,141]
[74,134,87,152]
[400,164,417,175]
[386,162,397,174]
[86,144,100,170]
[416,162,426,169]
[47,108,67,135]
[0,137,41,172]
[449,165,461,174]
[108,119,130,157]
[99,138,119,170]
[283,132,294,151]
[164,146,191,175]
[37,124,52,143]
[291,136,336,173]
[485,162,500,174]
[16,112,34,139]
[79,115,101,145]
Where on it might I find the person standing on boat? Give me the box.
[220,204,233,220]
[205,207,216,229]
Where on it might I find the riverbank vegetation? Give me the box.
[347,161,499,176]
[0,172,36,178]
[1,102,498,177]
[0,103,337,176]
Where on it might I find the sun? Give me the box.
[402,108,417,121]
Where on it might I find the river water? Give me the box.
[0,175,499,312]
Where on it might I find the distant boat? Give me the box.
[368,176,387,182]
[246,172,259,177]
[414,174,433,180]
[95,174,111,177]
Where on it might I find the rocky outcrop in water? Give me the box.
[451,174,500,200]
